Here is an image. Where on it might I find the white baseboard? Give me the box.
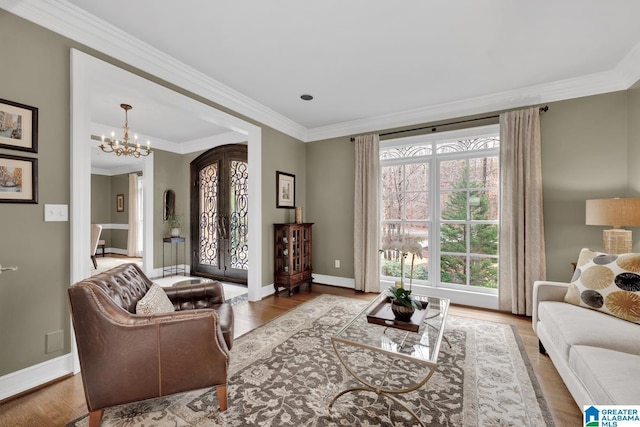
[105,247,127,255]
[0,354,74,401]
[307,274,499,310]
[312,274,355,288]
[261,284,275,299]
[99,223,128,230]
[259,275,354,300]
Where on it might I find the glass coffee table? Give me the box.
[330,293,450,427]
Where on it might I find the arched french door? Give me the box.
[190,144,248,283]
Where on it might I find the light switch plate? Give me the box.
[44,204,68,222]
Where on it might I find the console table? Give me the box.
[162,236,186,277]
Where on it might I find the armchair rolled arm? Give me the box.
[164,281,226,310]
[532,280,570,332]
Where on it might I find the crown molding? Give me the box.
[614,39,640,88]
[1,0,308,141]
[305,69,629,142]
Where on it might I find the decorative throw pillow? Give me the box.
[566,248,640,323]
[136,283,175,315]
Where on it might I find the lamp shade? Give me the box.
[585,198,640,228]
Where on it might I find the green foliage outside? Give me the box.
[440,171,497,288]
[381,259,428,280]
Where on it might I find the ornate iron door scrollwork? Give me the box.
[191,144,248,283]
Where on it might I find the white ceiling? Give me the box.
[5,1,640,150]
[63,0,640,128]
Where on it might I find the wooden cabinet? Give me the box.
[274,223,313,296]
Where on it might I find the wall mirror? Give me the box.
[163,189,175,220]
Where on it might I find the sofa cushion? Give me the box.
[136,283,175,315]
[537,301,640,360]
[566,248,640,323]
[569,345,640,405]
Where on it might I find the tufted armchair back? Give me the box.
[78,262,152,313]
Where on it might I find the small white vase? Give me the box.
[171,227,180,237]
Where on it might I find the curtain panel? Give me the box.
[353,134,380,292]
[498,108,546,315]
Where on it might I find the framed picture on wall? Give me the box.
[0,98,38,153]
[0,154,38,203]
[276,171,295,208]
[116,194,125,212]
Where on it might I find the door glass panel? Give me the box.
[199,163,219,266]
[229,160,249,270]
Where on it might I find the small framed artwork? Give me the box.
[276,171,295,208]
[0,99,38,153]
[116,194,125,212]
[0,154,38,203]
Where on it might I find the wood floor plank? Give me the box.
[0,285,582,426]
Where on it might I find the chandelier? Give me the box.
[100,103,151,158]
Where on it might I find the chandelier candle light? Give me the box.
[100,103,152,158]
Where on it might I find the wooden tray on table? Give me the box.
[366,296,429,333]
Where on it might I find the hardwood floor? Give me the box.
[0,285,582,426]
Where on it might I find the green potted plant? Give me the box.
[388,286,423,321]
[166,212,182,237]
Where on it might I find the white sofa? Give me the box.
[533,280,640,407]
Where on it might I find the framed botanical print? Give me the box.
[276,171,295,208]
[116,194,125,212]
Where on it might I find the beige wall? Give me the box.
[91,173,138,251]
[306,137,355,278]
[0,12,71,375]
[91,174,112,246]
[541,92,629,281]
[627,82,640,199]
[260,127,307,284]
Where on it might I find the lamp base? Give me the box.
[603,228,632,254]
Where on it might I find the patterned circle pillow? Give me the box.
[566,248,640,323]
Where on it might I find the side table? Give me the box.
[162,236,186,277]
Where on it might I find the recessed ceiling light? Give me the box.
[300,94,314,101]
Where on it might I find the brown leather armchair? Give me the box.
[68,263,233,427]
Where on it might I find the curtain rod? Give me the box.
[349,105,549,142]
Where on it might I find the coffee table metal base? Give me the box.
[329,339,436,427]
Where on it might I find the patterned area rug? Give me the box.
[68,294,553,426]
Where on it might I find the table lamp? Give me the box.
[586,198,640,254]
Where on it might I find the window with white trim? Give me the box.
[380,125,499,293]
